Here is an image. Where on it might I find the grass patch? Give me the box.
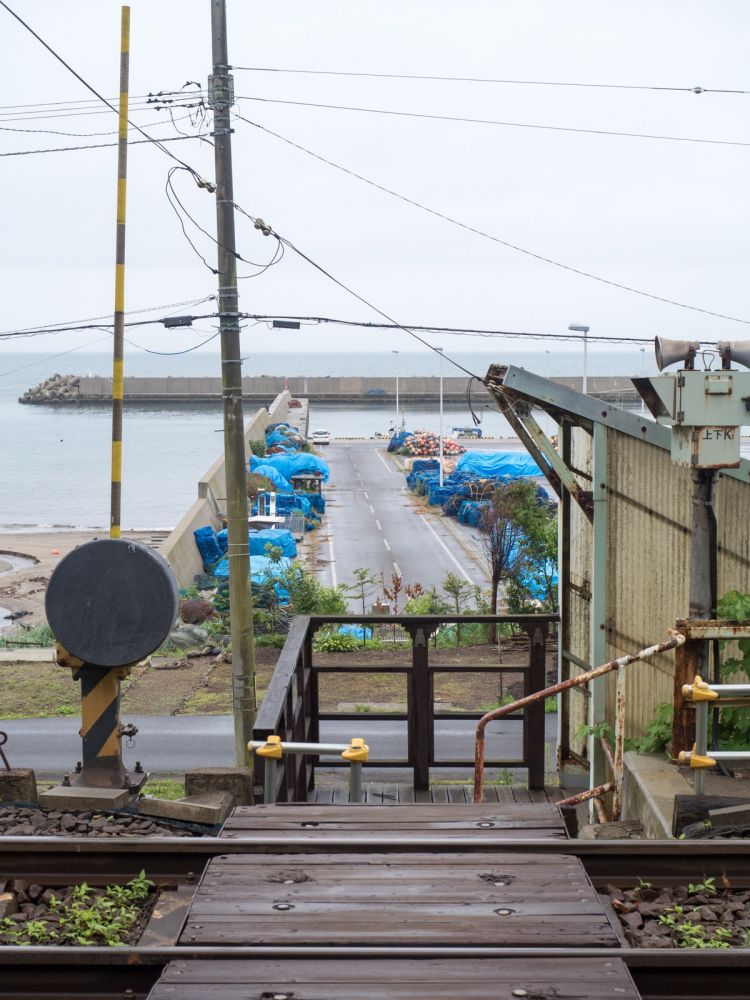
[142,779,185,800]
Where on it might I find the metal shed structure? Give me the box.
[485,363,750,788]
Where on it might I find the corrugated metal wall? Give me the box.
[566,428,750,739]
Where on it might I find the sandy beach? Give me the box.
[0,530,168,628]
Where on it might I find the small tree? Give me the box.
[441,571,478,646]
[346,567,379,616]
[479,482,530,643]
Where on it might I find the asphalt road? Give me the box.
[0,714,557,782]
[318,442,490,600]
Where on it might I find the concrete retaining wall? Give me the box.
[160,391,292,588]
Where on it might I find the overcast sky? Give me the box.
[1,1,748,358]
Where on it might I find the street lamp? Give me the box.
[436,347,444,487]
[569,323,590,395]
[392,349,399,430]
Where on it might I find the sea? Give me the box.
[0,347,654,531]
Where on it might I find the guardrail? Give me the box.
[251,613,557,803]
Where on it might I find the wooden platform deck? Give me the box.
[309,782,564,805]
[152,957,641,999]
[148,803,637,1000]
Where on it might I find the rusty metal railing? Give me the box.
[473,629,686,806]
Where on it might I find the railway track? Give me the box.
[0,837,749,999]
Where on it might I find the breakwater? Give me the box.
[20,373,640,405]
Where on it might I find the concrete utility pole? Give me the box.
[209,0,257,764]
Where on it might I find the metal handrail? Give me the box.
[473,629,686,805]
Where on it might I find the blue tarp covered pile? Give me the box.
[454,451,542,479]
[251,464,293,493]
[264,422,306,452]
[458,499,491,527]
[387,430,413,453]
[250,451,330,483]
[193,525,298,571]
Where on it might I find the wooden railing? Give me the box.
[252,614,557,803]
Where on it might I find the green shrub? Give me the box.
[255,633,287,649]
[313,628,358,653]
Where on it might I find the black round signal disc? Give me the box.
[45,539,179,666]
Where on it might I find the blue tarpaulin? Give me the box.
[250,452,330,483]
[193,526,222,569]
[338,624,373,640]
[454,451,542,478]
[249,528,297,558]
[251,464,294,493]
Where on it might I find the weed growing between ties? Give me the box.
[0,871,155,946]
[610,876,750,948]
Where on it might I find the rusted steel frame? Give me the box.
[672,639,699,757]
[0,732,10,771]
[613,665,625,821]
[474,630,686,803]
[600,736,616,774]
[592,794,608,824]
[483,385,563,500]
[522,620,548,789]
[557,781,614,808]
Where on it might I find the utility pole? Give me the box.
[209,0,256,765]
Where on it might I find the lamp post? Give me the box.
[392,349,399,430]
[569,323,590,395]
[436,347,444,487]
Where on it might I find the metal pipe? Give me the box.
[252,740,351,755]
[592,795,607,825]
[263,756,277,805]
[687,749,750,763]
[557,782,614,809]
[613,665,625,821]
[694,700,708,795]
[349,761,363,803]
[474,630,685,803]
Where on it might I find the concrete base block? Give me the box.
[622,751,692,839]
[39,785,131,811]
[185,767,253,806]
[0,769,38,804]
[139,791,234,826]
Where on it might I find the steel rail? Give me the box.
[0,945,748,964]
[474,630,686,802]
[0,836,749,883]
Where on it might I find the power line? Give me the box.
[0,112,198,139]
[0,89,206,112]
[0,296,216,339]
[0,133,202,158]
[241,313,656,345]
[0,1,203,176]
[233,66,749,96]
[236,210,483,381]
[0,332,114,378]
[0,98,203,124]
[237,95,750,149]
[239,116,750,327]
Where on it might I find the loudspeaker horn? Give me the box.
[655,336,700,371]
[717,340,750,371]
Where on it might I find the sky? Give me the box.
[0,0,748,359]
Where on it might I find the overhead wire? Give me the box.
[0,133,203,158]
[236,94,750,148]
[0,332,114,378]
[0,295,216,339]
[237,116,750,327]
[233,209,483,382]
[0,112,200,139]
[0,89,207,112]
[232,66,749,95]
[0,1,204,176]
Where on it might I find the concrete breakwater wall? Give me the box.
[159,390,297,588]
[21,373,641,404]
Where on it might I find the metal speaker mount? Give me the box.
[655,336,700,372]
[717,340,750,371]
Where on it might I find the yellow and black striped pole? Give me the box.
[110,6,130,538]
[71,664,130,787]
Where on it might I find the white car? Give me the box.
[311,429,331,446]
